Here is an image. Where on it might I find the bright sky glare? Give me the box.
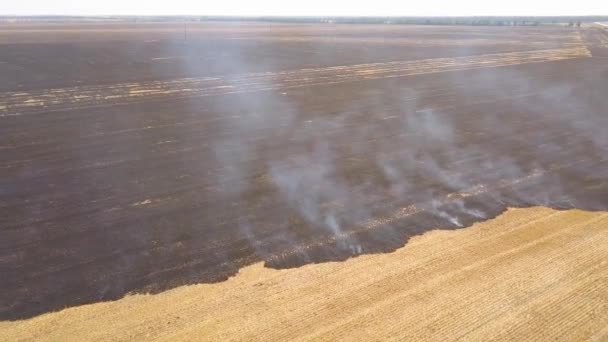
[3,0,608,16]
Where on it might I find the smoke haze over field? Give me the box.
[1,23,607,320]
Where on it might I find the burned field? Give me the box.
[1,22,607,321]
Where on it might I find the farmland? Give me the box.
[2,206,607,340]
[1,22,607,337]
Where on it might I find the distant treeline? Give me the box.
[2,15,608,26]
[228,16,608,26]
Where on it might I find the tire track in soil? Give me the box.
[0,47,590,117]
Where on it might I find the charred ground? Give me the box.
[1,22,607,320]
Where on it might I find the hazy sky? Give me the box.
[4,0,608,16]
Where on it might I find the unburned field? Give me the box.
[0,22,607,330]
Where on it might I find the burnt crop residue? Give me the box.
[1,25,607,320]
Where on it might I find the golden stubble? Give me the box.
[1,206,607,341]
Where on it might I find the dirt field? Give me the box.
[1,22,607,332]
[1,207,607,341]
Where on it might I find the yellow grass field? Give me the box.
[2,206,607,341]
